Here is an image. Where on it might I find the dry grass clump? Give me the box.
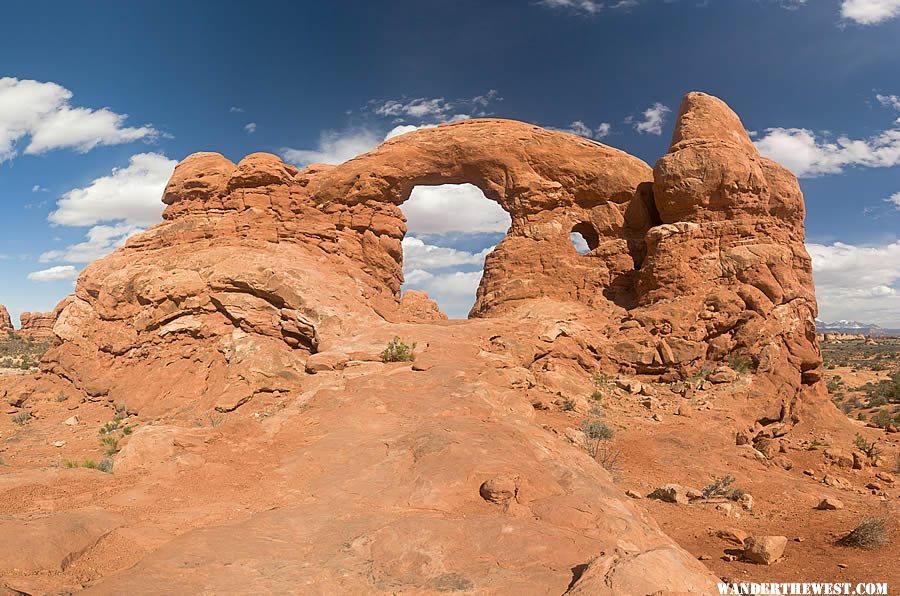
[838,517,889,549]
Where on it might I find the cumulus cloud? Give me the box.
[0,77,157,162]
[40,153,175,265]
[754,127,900,177]
[40,223,144,263]
[403,184,511,235]
[375,98,453,119]
[31,184,47,192]
[48,152,177,227]
[244,122,257,134]
[877,93,900,111]
[401,236,494,271]
[841,0,900,24]
[404,270,485,319]
[551,120,612,140]
[886,192,900,209]
[282,129,381,167]
[401,237,498,318]
[808,241,900,327]
[27,265,79,282]
[630,102,671,135]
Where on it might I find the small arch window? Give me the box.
[570,222,599,255]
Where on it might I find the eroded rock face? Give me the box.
[0,305,12,334]
[18,311,55,341]
[31,92,821,430]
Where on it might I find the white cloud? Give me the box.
[841,0,900,24]
[31,184,47,192]
[40,223,143,264]
[570,232,590,254]
[27,265,79,282]
[244,122,257,134]
[886,192,900,209]
[538,0,604,13]
[877,94,900,110]
[404,270,485,319]
[552,120,612,140]
[282,129,381,167]
[385,124,435,140]
[631,102,671,135]
[374,98,452,119]
[0,77,157,162]
[229,106,244,113]
[754,127,900,177]
[401,236,494,271]
[48,152,177,227]
[808,241,900,327]
[403,184,511,235]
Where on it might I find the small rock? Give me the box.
[802,469,815,476]
[864,482,881,491]
[639,384,655,397]
[616,379,642,394]
[822,474,851,489]
[707,366,738,384]
[742,535,787,565]
[715,528,749,545]
[625,489,643,499]
[875,472,894,484]
[675,404,691,417]
[479,474,518,503]
[564,427,586,446]
[738,493,754,511]
[852,452,866,470]
[837,563,848,569]
[772,455,793,471]
[411,361,434,372]
[52,440,66,448]
[735,431,750,446]
[816,497,844,510]
[722,554,738,562]
[648,484,690,504]
[698,554,712,561]
[641,397,655,409]
[651,413,662,422]
[823,447,853,469]
[63,415,79,426]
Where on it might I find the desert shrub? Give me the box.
[98,420,121,435]
[702,474,736,499]
[838,517,888,549]
[55,393,67,402]
[691,363,715,382]
[12,411,31,426]
[854,433,880,460]
[590,389,603,401]
[97,458,114,473]
[115,402,129,417]
[728,354,753,374]
[871,410,893,429]
[101,436,119,456]
[580,418,614,458]
[562,398,576,411]
[381,337,416,362]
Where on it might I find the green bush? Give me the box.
[728,354,754,374]
[381,337,416,362]
[12,411,31,426]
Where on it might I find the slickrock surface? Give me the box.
[2,92,894,594]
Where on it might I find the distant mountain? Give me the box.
[815,319,900,336]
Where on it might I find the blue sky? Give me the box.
[1,0,899,323]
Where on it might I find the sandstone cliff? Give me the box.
[17,311,56,341]
[0,305,12,335]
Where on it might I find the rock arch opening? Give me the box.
[399,183,511,319]
[570,222,599,255]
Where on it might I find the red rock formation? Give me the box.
[0,92,827,594]
[17,311,55,341]
[0,305,12,335]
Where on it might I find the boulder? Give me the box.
[742,536,787,565]
[648,484,691,504]
[816,497,843,510]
